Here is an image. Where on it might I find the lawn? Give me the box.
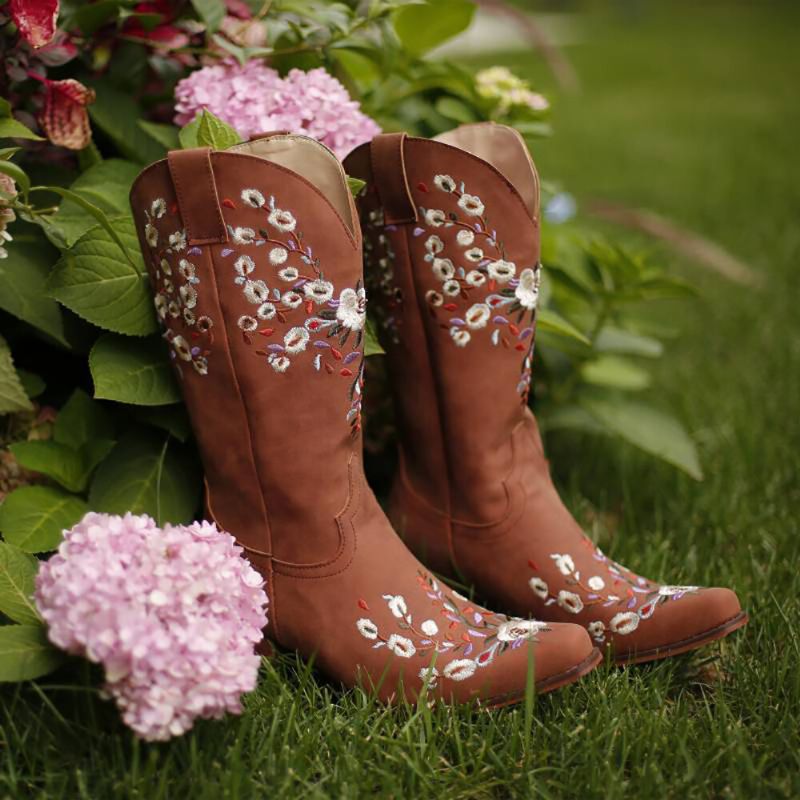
[2,2,799,797]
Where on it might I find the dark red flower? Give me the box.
[38,79,96,150]
[8,0,60,48]
[123,1,189,50]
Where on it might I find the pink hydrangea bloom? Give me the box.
[174,60,381,159]
[35,513,268,741]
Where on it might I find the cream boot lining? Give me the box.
[433,123,540,218]
[229,136,355,233]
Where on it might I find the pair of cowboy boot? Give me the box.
[129,124,745,706]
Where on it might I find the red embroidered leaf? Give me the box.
[330,348,342,361]
[528,559,539,571]
[222,198,236,209]
[38,78,95,150]
[509,323,520,336]
[258,328,274,337]
[417,182,428,192]
[340,368,353,377]
[358,598,369,610]
[9,0,59,49]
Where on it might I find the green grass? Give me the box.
[3,2,799,797]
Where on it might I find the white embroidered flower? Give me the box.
[183,308,196,326]
[192,356,208,376]
[154,294,168,319]
[278,267,299,282]
[179,285,197,309]
[515,267,540,310]
[268,354,290,373]
[557,590,584,614]
[172,335,192,361]
[588,621,606,640]
[304,278,334,305]
[257,302,276,320]
[336,287,366,330]
[163,278,174,294]
[425,235,444,256]
[167,301,180,319]
[160,257,172,276]
[465,270,486,287]
[197,316,213,332]
[456,229,475,246]
[450,328,470,347]
[528,576,549,600]
[241,188,265,208]
[237,315,258,332]
[432,258,455,281]
[150,198,166,219]
[169,230,187,251]
[145,224,158,247]
[458,194,484,217]
[587,576,606,592]
[434,174,456,193]
[386,634,415,658]
[552,553,575,576]
[282,291,303,309]
[384,594,408,618]
[235,255,255,277]
[487,259,516,283]
[284,326,310,354]
[442,280,461,296]
[609,612,640,635]
[268,208,296,232]
[426,290,443,307]
[420,619,439,637]
[496,619,548,642]
[658,585,698,596]
[418,666,439,687]
[179,259,195,280]
[269,246,288,265]
[244,280,269,305]
[356,618,378,640]
[443,659,476,681]
[424,209,447,227]
[465,303,491,329]
[232,226,256,245]
[465,247,484,263]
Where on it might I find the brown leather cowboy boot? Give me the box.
[128,133,601,703]
[345,123,748,665]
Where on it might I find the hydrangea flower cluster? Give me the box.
[174,60,381,158]
[475,66,549,115]
[35,512,269,741]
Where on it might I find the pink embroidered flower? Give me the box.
[174,61,381,158]
[34,512,268,741]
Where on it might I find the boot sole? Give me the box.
[612,610,749,666]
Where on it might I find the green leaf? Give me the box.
[537,404,607,436]
[195,110,242,151]
[50,159,142,248]
[347,175,366,198]
[0,543,41,626]
[363,319,385,356]
[137,120,180,151]
[89,433,201,525]
[594,327,664,358]
[191,0,225,32]
[435,96,478,124]
[0,626,64,682]
[17,370,45,399]
[9,441,89,493]
[130,404,192,442]
[90,334,180,406]
[536,308,591,345]
[0,117,44,142]
[581,355,651,391]
[392,0,475,57]
[54,389,115,450]
[0,233,67,345]
[178,115,202,149]
[48,217,157,336]
[580,395,703,480]
[0,486,89,553]
[0,334,32,415]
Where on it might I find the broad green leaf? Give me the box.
[594,326,664,358]
[536,308,590,345]
[393,0,475,56]
[195,110,242,150]
[0,543,41,626]
[580,395,703,480]
[137,120,180,151]
[50,159,141,247]
[435,96,478,124]
[0,117,43,142]
[9,441,89,493]
[0,233,67,345]
[0,486,88,553]
[347,175,366,198]
[0,626,64,682]
[89,433,201,525]
[90,334,180,406]
[54,389,115,450]
[538,404,606,436]
[48,217,157,336]
[581,355,651,391]
[18,370,45,399]
[363,319,385,356]
[191,0,225,32]
[0,334,32,415]
[131,404,191,442]
[178,115,202,149]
